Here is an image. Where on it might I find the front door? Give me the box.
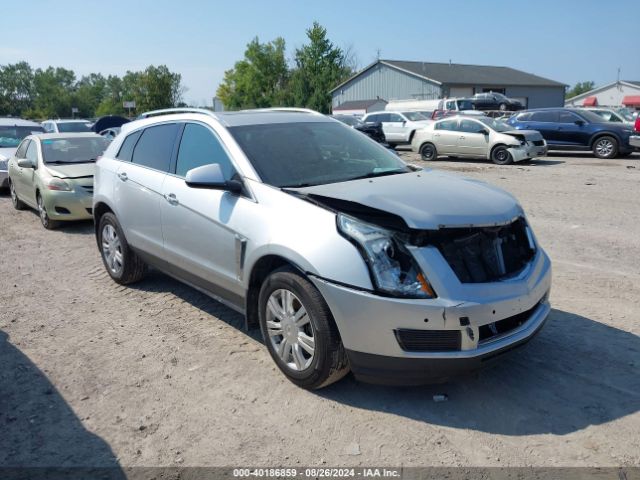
[457,119,490,156]
[17,140,39,207]
[160,122,247,304]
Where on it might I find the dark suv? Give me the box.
[507,108,636,159]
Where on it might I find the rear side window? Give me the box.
[176,123,235,179]
[116,130,142,162]
[388,113,403,122]
[530,111,558,122]
[131,124,179,172]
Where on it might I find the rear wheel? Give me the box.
[491,146,514,165]
[98,212,146,284]
[9,180,25,210]
[37,193,60,229]
[419,142,437,161]
[258,267,349,389]
[592,136,618,159]
[499,103,508,111]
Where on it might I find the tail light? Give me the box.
[634,116,640,133]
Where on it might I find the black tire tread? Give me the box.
[99,212,146,285]
[258,267,349,389]
[9,180,26,210]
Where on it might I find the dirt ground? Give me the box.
[1,152,639,469]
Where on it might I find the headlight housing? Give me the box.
[46,178,73,191]
[337,214,435,299]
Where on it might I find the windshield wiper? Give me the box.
[46,159,97,165]
[345,169,408,182]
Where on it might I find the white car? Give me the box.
[0,118,45,189]
[41,119,93,133]
[581,108,634,125]
[412,116,547,164]
[362,111,432,146]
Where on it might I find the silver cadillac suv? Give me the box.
[93,108,552,389]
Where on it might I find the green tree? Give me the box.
[289,22,353,113]
[73,73,107,117]
[0,61,35,116]
[28,67,76,118]
[216,37,289,109]
[566,81,595,99]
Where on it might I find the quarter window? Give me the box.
[116,130,142,162]
[176,123,235,179]
[15,140,30,158]
[131,124,179,172]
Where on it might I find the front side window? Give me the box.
[41,137,109,164]
[229,121,410,188]
[388,114,403,123]
[131,123,179,172]
[176,123,235,179]
[365,114,379,123]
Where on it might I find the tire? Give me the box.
[36,193,60,230]
[9,179,26,210]
[258,267,349,389]
[98,212,146,284]
[592,136,618,159]
[499,103,508,111]
[419,142,438,161]
[491,145,514,165]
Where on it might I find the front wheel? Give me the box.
[419,142,438,161]
[491,146,514,165]
[592,136,618,159]
[499,103,508,111]
[258,267,349,389]
[37,193,60,229]
[9,180,26,210]
[98,212,146,284]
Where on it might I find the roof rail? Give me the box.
[137,108,219,120]
[238,107,322,115]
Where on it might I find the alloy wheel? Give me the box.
[37,195,49,227]
[595,139,614,157]
[265,288,315,371]
[102,224,124,275]
[9,181,17,207]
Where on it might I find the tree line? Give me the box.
[0,63,185,119]
[216,22,356,113]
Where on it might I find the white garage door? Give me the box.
[450,87,473,98]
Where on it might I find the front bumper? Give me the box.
[311,249,552,385]
[507,143,548,162]
[629,135,640,150]
[0,170,8,189]
[42,187,93,221]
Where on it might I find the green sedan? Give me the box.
[8,133,109,229]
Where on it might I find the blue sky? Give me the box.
[2,0,637,105]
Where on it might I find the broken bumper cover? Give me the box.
[507,143,548,162]
[311,249,552,385]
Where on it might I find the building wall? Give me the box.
[332,64,441,108]
[564,83,640,107]
[443,84,565,108]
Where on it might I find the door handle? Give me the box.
[459,136,466,139]
[164,193,179,205]
[117,172,128,181]
[434,133,440,137]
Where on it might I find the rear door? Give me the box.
[432,119,460,154]
[114,123,179,259]
[161,122,248,304]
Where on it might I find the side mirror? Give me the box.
[185,163,243,193]
[575,119,585,126]
[17,158,35,168]
[479,129,489,135]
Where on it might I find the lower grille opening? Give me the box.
[54,206,71,214]
[479,301,541,343]
[395,329,461,352]
[532,140,545,146]
[86,208,93,215]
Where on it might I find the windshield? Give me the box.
[334,116,363,127]
[402,112,428,121]
[229,121,410,188]
[616,108,636,122]
[0,125,45,148]
[56,122,92,133]
[41,137,109,164]
[476,116,513,132]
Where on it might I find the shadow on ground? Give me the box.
[318,308,640,436]
[0,331,125,478]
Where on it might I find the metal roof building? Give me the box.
[331,59,566,109]
[564,81,640,108]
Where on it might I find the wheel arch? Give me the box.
[589,132,621,148]
[93,201,115,246]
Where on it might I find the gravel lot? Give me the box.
[1,152,639,469]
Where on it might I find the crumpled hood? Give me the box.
[45,163,95,179]
[503,129,544,141]
[295,169,523,230]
